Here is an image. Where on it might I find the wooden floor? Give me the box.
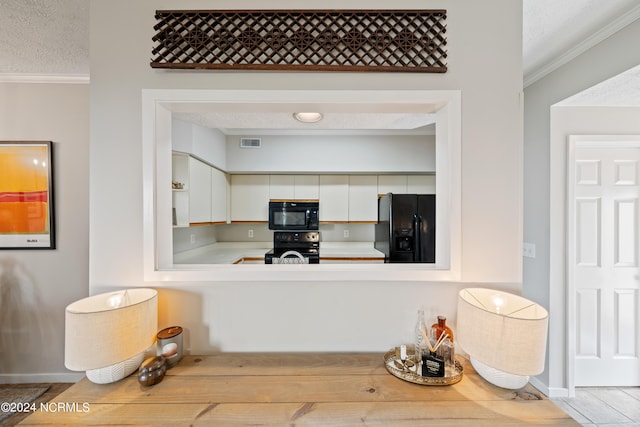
[17,353,578,426]
[1,383,73,427]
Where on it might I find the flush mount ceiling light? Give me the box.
[293,112,323,123]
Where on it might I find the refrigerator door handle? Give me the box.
[413,214,422,262]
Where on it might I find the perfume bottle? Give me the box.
[431,315,454,344]
[431,316,455,371]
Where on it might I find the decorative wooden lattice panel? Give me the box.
[151,10,447,73]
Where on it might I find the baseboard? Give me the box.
[546,387,570,398]
[0,372,84,384]
[529,376,569,398]
[528,377,549,396]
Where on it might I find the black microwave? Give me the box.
[268,200,319,231]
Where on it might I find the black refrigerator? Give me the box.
[375,193,435,263]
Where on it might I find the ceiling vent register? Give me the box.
[240,138,262,148]
[150,10,447,73]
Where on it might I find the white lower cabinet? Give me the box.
[231,175,270,221]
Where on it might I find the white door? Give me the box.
[571,145,640,386]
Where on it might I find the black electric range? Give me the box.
[264,231,320,264]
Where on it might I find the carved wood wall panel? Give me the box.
[151,10,447,73]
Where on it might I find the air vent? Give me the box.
[240,138,261,148]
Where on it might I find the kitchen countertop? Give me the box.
[173,242,384,264]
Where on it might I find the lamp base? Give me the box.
[470,357,530,389]
[86,352,145,384]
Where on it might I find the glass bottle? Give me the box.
[414,309,427,362]
[431,315,454,344]
[431,315,455,372]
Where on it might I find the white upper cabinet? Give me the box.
[377,175,407,195]
[225,173,434,224]
[348,175,378,222]
[377,175,436,195]
[294,175,319,199]
[211,168,228,223]
[189,157,212,224]
[231,175,270,221]
[319,175,349,222]
[270,175,319,200]
[408,175,436,194]
[269,175,294,200]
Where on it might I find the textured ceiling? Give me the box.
[0,0,638,121]
[1,1,637,81]
[0,0,88,75]
[522,0,640,79]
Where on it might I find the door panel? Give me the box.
[573,147,640,386]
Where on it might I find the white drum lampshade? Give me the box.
[65,288,158,384]
[457,288,548,389]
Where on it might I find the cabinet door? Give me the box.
[269,175,294,200]
[408,175,436,193]
[348,175,378,222]
[189,157,212,223]
[378,175,407,195]
[211,168,228,223]
[319,175,349,222]
[231,175,270,221]
[294,175,319,199]
[172,153,190,227]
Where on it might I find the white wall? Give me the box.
[89,0,522,373]
[0,82,89,382]
[225,134,435,173]
[524,18,640,394]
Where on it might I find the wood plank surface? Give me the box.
[18,353,579,426]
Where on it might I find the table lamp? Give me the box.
[65,288,158,384]
[456,288,548,389]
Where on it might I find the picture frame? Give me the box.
[0,141,56,249]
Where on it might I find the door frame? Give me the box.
[566,135,640,396]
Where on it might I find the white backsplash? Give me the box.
[173,222,375,253]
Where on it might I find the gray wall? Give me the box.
[523,18,640,392]
[0,82,89,382]
[1,0,524,383]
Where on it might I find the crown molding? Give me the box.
[524,4,640,88]
[0,73,89,84]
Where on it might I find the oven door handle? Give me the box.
[280,250,305,260]
[275,250,309,264]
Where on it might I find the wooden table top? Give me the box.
[20,353,578,426]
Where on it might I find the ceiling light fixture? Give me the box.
[293,112,323,123]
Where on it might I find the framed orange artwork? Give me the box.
[0,141,55,249]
